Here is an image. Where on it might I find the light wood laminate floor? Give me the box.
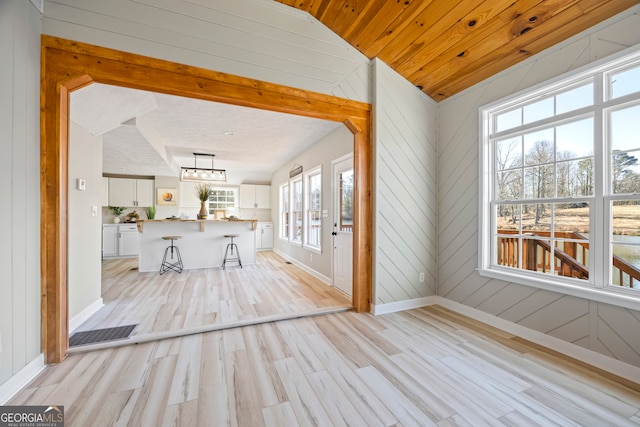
[12,305,640,426]
[73,251,351,349]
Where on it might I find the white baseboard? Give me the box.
[434,297,640,385]
[0,354,45,405]
[272,249,332,285]
[69,298,104,334]
[372,296,438,315]
[371,295,640,383]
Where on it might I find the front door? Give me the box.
[332,155,354,296]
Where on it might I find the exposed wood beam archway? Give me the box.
[40,35,372,364]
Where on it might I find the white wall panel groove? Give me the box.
[596,304,640,366]
[330,61,371,103]
[438,5,640,368]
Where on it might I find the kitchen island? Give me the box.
[136,219,257,273]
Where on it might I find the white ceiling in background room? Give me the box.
[70,83,343,184]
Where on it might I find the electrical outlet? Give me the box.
[419,272,425,283]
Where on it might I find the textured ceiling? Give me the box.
[70,84,342,184]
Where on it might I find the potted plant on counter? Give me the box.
[195,183,212,219]
[145,205,156,220]
[108,206,125,223]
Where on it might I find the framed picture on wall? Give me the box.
[157,188,176,206]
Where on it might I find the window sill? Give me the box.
[478,267,640,311]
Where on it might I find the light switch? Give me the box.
[91,205,98,217]
[322,210,328,217]
[77,178,86,191]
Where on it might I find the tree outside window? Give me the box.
[482,51,640,297]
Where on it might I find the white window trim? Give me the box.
[289,175,303,247]
[303,165,322,253]
[478,43,640,312]
[278,181,289,242]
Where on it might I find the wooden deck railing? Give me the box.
[340,224,353,232]
[497,230,638,288]
[613,254,640,288]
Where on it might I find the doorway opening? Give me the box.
[67,84,356,344]
[332,154,354,296]
[41,35,373,363]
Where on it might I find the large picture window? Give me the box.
[480,47,640,306]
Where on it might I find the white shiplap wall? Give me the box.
[438,5,640,369]
[373,60,438,307]
[42,0,371,103]
[0,0,42,387]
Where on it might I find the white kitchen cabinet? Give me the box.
[136,179,154,207]
[108,177,154,207]
[102,224,118,257]
[102,224,140,258]
[240,184,270,209]
[255,185,270,208]
[118,224,140,256]
[256,222,274,251]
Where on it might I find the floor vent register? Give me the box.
[69,324,138,347]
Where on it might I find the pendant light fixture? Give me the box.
[180,152,227,182]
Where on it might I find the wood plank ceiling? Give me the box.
[275,0,640,101]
